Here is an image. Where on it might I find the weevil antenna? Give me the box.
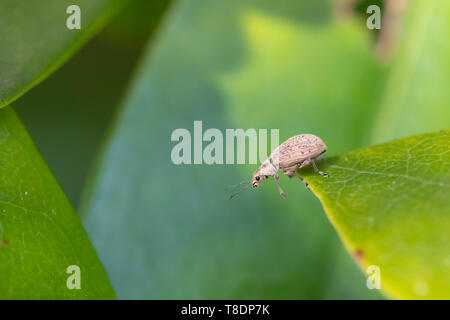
[229,184,251,200]
[224,181,250,191]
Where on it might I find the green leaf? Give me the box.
[0,107,115,299]
[0,0,131,108]
[14,28,148,208]
[302,130,450,299]
[81,0,384,299]
[101,0,172,47]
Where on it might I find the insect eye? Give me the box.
[255,176,260,181]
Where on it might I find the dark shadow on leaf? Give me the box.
[298,155,339,177]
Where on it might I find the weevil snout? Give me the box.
[251,174,268,188]
[251,175,260,188]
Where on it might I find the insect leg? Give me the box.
[273,174,286,198]
[311,159,329,177]
[294,171,309,189]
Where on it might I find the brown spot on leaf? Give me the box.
[1,237,9,246]
[354,249,364,260]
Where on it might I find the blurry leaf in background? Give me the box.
[14,0,170,209]
[0,0,132,108]
[101,0,172,48]
[303,130,450,299]
[372,0,450,143]
[14,36,144,209]
[81,0,388,299]
[0,107,114,299]
[219,10,385,149]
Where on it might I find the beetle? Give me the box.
[229,134,328,199]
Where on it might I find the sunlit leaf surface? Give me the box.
[303,130,450,299]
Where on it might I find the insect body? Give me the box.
[230,134,328,199]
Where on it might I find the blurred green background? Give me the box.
[11,0,450,299]
[14,0,170,207]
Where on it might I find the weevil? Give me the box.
[229,134,328,199]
